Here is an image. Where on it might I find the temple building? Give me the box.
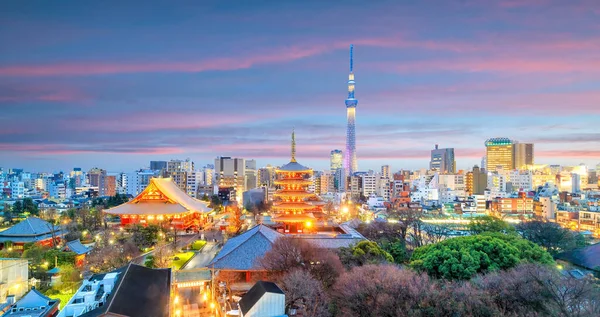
[0,217,64,252]
[104,177,211,230]
[271,131,322,234]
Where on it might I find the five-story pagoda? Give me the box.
[272,131,321,233]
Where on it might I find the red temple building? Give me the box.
[271,131,322,233]
[104,177,211,230]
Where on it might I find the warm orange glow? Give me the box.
[305,221,312,228]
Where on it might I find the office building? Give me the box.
[381,165,391,180]
[87,168,107,196]
[330,150,343,172]
[245,159,258,191]
[514,143,534,170]
[485,138,514,172]
[430,145,455,174]
[215,157,246,201]
[149,161,167,171]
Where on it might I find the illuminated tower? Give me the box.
[485,138,515,172]
[344,44,358,175]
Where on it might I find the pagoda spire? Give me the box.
[291,129,297,162]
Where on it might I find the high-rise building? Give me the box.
[165,159,195,195]
[330,150,343,172]
[381,165,391,180]
[245,159,258,191]
[466,165,487,196]
[150,161,167,171]
[514,143,534,170]
[214,156,246,201]
[87,168,107,196]
[430,145,455,174]
[485,138,515,172]
[105,175,117,196]
[344,44,358,176]
[202,164,214,186]
[258,165,277,187]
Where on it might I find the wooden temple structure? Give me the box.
[104,177,211,230]
[271,131,322,233]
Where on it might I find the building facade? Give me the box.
[485,138,514,172]
[430,145,455,174]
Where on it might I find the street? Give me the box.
[183,241,220,269]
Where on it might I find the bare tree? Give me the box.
[280,269,330,317]
[258,236,343,288]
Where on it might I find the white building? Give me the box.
[509,170,533,192]
[0,259,28,304]
[10,182,25,199]
[57,270,121,317]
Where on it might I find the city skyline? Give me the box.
[1,1,600,172]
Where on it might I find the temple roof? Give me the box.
[63,239,91,255]
[0,217,64,243]
[271,213,316,223]
[277,161,310,172]
[105,177,211,215]
[208,224,283,271]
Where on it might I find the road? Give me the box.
[182,242,220,269]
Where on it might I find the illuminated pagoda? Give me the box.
[104,177,211,230]
[271,131,322,234]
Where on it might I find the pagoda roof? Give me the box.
[277,161,310,172]
[273,179,312,185]
[104,177,211,216]
[272,202,316,210]
[272,213,316,223]
[0,217,65,243]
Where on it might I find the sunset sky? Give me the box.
[1,0,599,173]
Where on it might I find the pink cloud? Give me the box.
[0,83,89,103]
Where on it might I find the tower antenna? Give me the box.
[349,44,354,72]
[291,128,296,162]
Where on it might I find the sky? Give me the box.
[1,0,600,173]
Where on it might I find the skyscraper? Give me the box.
[429,145,456,174]
[150,161,167,171]
[344,44,358,176]
[514,143,534,170]
[381,165,391,180]
[485,138,515,172]
[330,150,343,172]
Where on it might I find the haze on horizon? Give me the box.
[1,0,599,172]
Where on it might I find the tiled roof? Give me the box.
[0,217,64,243]
[3,288,60,317]
[277,161,310,172]
[208,225,282,271]
[105,177,211,215]
[64,239,91,255]
[556,243,600,271]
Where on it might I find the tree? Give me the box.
[516,220,587,255]
[22,198,39,216]
[381,239,407,264]
[22,243,47,267]
[410,234,553,280]
[150,242,174,268]
[259,236,344,289]
[474,264,600,317]
[338,241,393,268]
[85,239,139,273]
[468,216,515,235]
[128,224,159,249]
[226,205,243,236]
[11,200,23,214]
[280,269,330,317]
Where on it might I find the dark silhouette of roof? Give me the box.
[238,281,284,315]
[556,243,600,271]
[80,264,171,317]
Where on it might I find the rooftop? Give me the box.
[0,217,64,243]
[2,288,59,317]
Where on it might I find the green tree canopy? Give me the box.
[381,239,408,264]
[410,234,553,280]
[338,241,394,268]
[468,216,515,234]
[22,198,39,216]
[516,220,587,255]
